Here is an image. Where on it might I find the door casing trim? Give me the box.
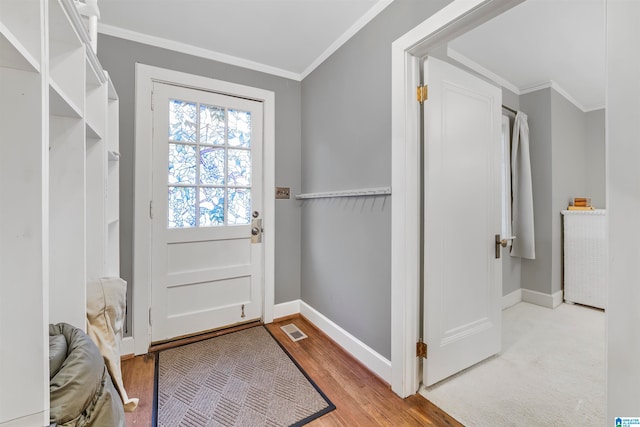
[390,0,524,397]
[133,64,275,355]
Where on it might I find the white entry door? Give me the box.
[422,57,502,386]
[151,82,264,343]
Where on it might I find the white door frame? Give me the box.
[390,0,524,397]
[132,64,275,355]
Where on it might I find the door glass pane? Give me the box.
[228,109,251,148]
[200,147,225,185]
[168,186,196,228]
[228,188,251,225]
[227,149,251,186]
[168,143,196,184]
[199,188,225,226]
[169,99,197,142]
[200,104,225,145]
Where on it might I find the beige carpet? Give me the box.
[155,326,334,426]
[420,302,605,426]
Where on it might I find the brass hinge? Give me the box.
[417,85,428,104]
[417,340,427,359]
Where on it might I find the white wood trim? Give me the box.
[521,80,589,112]
[521,289,564,309]
[99,23,300,81]
[272,300,301,320]
[120,336,135,357]
[299,0,395,79]
[447,49,606,113]
[390,0,525,398]
[502,288,523,309]
[133,64,275,354]
[299,301,392,383]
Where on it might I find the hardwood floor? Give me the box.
[121,315,462,426]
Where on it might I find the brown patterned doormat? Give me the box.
[154,326,335,426]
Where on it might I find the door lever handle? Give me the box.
[495,235,516,258]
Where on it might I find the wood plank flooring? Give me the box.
[121,315,462,426]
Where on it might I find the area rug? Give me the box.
[154,326,335,426]
[420,302,605,426]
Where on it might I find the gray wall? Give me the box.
[586,109,606,208]
[550,89,589,294]
[519,88,606,296]
[300,0,451,359]
[97,35,303,333]
[520,88,554,294]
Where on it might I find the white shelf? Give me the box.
[49,0,85,116]
[86,120,103,140]
[0,0,42,72]
[49,82,83,118]
[0,23,40,72]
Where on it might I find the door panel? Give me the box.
[423,57,502,386]
[151,82,263,342]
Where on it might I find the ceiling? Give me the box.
[97,0,605,109]
[449,0,605,111]
[97,0,386,80]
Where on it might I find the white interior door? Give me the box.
[422,57,502,386]
[151,82,264,343]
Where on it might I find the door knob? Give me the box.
[251,218,263,243]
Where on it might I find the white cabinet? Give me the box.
[562,209,607,309]
[0,0,120,424]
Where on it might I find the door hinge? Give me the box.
[151,90,154,110]
[417,340,428,359]
[148,307,152,326]
[417,85,428,104]
[149,200,153,219]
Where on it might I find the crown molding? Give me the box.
[521,80,589,112]
[98,23,302,81]
[447,46,599,113]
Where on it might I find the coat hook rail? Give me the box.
[295,186,391,200]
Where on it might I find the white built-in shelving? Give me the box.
[0,0,120,425]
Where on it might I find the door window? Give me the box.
[167,99,252,228]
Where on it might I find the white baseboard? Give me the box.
[272,300,301,319]
[502,289,523,309]
[522,289,564,309]
[299,301,392,384]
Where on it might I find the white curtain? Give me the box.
[511,112,535,259]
